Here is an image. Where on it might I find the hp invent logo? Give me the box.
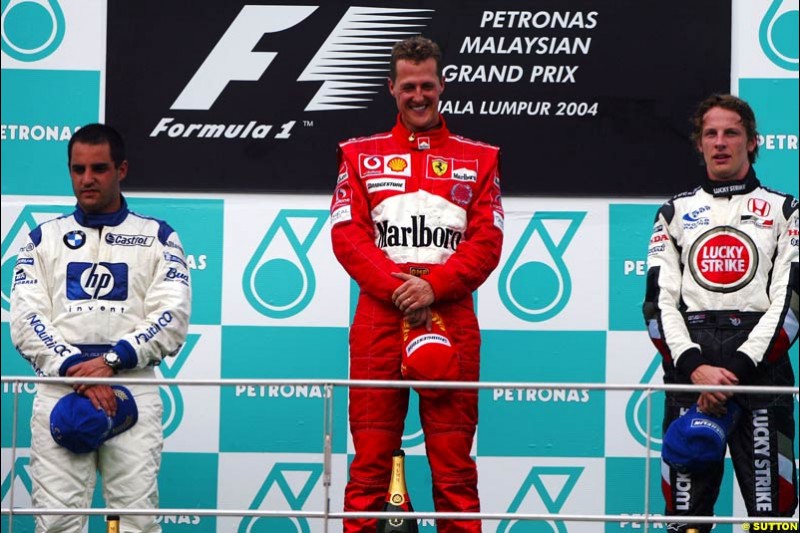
[172,6,433,111]
[66,262,128,301]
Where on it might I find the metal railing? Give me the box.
[1,376,798,532]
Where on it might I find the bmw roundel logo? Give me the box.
[63,230,86,250]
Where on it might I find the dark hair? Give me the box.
[389,36,443,82]
[67,123,126,168]
[691,94,759,164]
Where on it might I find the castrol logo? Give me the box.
[688,227,758,292]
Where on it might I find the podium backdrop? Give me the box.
[2,1,798,531]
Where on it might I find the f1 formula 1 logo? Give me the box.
[171,5,432,112]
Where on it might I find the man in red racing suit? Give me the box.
[330,36,503,533]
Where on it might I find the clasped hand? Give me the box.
[66,357,118,416]
[391,272,434,330]
[690,364,738,417]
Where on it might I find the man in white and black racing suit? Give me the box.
[10,124,191,532]
[644,95,798,531]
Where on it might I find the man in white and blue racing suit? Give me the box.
[10,123,191,532]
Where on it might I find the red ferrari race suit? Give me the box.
[330,115,504,533]
[643,169,799,531]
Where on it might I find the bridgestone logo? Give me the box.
[366,178,405,193]
[376,215,463,251]
[406,333,451,356]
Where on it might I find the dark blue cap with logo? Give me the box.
[50,385,138,454]
[662,401,740,471]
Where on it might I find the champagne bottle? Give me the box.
[106,515,120,533]
[377,449,418,533]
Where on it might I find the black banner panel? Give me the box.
[107,1,730,196]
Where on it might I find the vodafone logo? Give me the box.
[358,154,412,177]
[332,183,351,210]
[689,227,758,292]
[363,156,382,172]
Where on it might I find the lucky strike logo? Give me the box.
[696,235,750,281]
[689,227,758,292]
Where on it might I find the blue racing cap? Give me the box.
[50,385,138,454]
[662,401,740,472]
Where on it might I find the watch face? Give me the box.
[105,352,120,367]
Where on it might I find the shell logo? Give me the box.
[387,157,408,172]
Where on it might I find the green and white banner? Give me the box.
[2,1,797,532]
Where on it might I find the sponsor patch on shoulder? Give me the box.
[332,184,351,209]
[493,210,504,231]
[337,162,349,184]
[331,205,352,226]
[164,252,187,268]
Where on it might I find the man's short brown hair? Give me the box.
[389,36,443,82]
[691,94,759,164]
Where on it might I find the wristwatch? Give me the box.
[103,351,121,373]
